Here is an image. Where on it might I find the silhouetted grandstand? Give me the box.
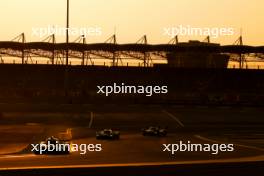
[0,64,263,106]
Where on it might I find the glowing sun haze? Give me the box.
[0,0,263,45]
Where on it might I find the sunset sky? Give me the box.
[0,0,263,45]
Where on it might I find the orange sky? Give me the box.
[0,0,263,45]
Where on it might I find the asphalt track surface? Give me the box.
[0,106,263,175]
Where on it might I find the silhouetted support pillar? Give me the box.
[234,36,244,69]
[82,53,85,66]
[21,33,25,64]
[143,53,147,67]
[82,37,86,66]
[168,35,179,45]
[52,34,55,65]
[113,52,118,66]
[22,50,24,64]
[143,35,148,67]
[112,35,117,66]
[51,51,55,65]
[41,34,56,65]
[239,53,243,69]
[137,35,148,67]
[105,34,117,66]
[203,36,210,43]
[239,36,243,69]
[64,0,70,98]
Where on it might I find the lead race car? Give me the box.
[32,136,71,155]
[96,129,120,140]
[142,126,168,137]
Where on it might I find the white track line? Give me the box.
[162,110,185,127]
[0,154,36,159]
[88,111,94,128]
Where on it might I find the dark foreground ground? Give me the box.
[0,162,263,176]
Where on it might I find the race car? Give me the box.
[142,126,167,137]
[96,129,120,140]
[33,136,71,155]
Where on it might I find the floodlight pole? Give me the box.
[66,0,69,65]
[64,0,70,98]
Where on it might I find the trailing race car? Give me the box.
[33,136,71,155]
[96,129,120,140]
[142,126,167,137]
